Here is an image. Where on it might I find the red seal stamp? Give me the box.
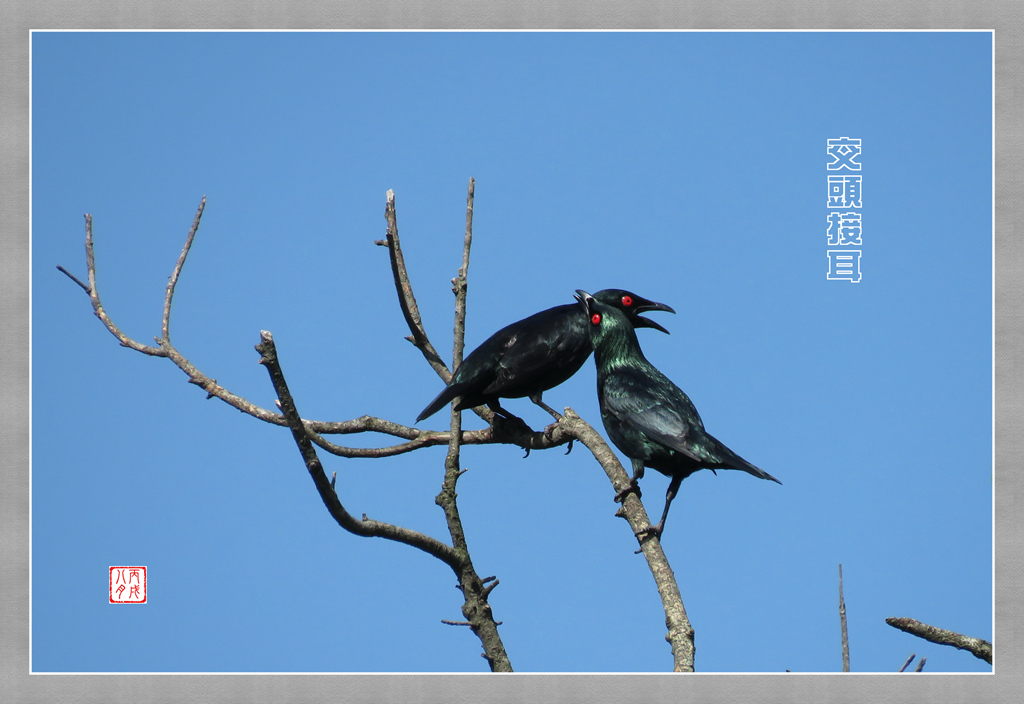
[109,566,147,604]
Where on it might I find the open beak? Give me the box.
[632,298,676,334]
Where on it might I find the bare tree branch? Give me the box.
[898,653,915,672]
[58,213,166,356]
[57,200,561,458]
[254,329,460,568]
[378,187,498,427]
[453,177,474,370]
[160,195,206,343]
[55,265,89,293]
[378,188,449,380]
[839,563,850,672]
[375,183,692,670]
[555,411,694,672]
[62,185,691,672]
[428,178,511,672]
[885,617,992,665]
[306,425,487,458]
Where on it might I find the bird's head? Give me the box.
[591,289,675,334]
[575,289,638,347]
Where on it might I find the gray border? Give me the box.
[3,3,1017,702]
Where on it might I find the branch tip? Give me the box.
[898,654,915,673]
[885,617,992,664]
[481,578,500,599]
[56,265,91,293]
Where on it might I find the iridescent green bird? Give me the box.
[576,290,780,541]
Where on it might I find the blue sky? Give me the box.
[31,31,992,673]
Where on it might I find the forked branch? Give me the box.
[56,197,565,457]
[375,187,692,670]
[61,184,692,672]
[256,329,460,566]
[428,179,511,671]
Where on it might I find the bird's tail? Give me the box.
[716,440,782,485]
[416,384,463,423]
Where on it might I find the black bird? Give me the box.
[417,289,676,423]
[576,290,780,541]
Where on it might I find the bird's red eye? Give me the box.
[591,313,602,325]
[621,295,633,307]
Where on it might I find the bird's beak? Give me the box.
[633,299,676,334]
[574,289,595,315]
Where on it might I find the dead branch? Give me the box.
[375,187,692,671]
[379,188,497,427]
[61,184,691,672]
[255,329,459,567]
[57,199,566,459]
[556,411,694,672]
[427,178,511,671]
[839,564,850,672]
[378,188,450,381]
[160,195,206,343]
[885,617,992,665]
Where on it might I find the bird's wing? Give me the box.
[604,367,779,481]
[492,307,589,386]
[602,368,712,464]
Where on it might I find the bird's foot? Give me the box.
[490,409,535,458]
[614,477,642,503]
[540,421,574,455]
[633,522,664,553]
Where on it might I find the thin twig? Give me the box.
[56,265,90,293]
[382,189,448,378]
[60,206,559,457]
[885,617,992,664]
[381,188,497,427]
[432,178,512,672]
[839,564,850,672]
[69,213,167,355]
[306,426,488,458]
[161,196,206,343]
[898,653,915,672]
[914,657,926,673]
[67,188,688,672]
[452,177,474,370]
